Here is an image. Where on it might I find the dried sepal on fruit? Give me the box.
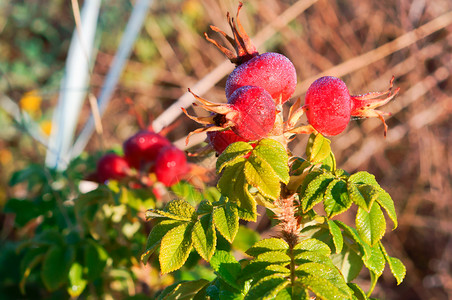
[205,2,258,65]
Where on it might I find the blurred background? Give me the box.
[1,0,451,299]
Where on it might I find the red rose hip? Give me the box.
[226,52,297,105]
[207,129,247,155]
[123,130,171,170]
[155,146,189,187]
[97,153,130,182]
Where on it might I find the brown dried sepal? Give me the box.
[205,2,258,65]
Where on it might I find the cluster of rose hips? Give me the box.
[184,3,398,152]
[96,130,189,187]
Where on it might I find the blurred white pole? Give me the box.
[45,0,101,170]
[70,0,154,160]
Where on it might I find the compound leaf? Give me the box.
[253,139,290,184]
[301,173,335,212]
[217,142,253,173]
[246,238,289,257]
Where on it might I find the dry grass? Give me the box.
[83,0,452,298]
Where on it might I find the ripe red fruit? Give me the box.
[184,85,276,142]
[304,76,399,136]
[207,129,247,155]
[123,131,171,170]
[97,153,130,182]
[155,146,189,187]
[225,52,297,105]
[304,76,352,136]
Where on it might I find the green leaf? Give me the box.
[301,173,335,212]
[307,133,332,163]
[364,243,386,277]
[356,203,386,246]
[84,239,108,280]
[67,262,87,298]
[19,247,47,294]
[232,225,260,253]
[241,252,291,280]
[379,242,406,285]
[327,219,343,254]
[294,238,331,257]
[330,243,363,282]
[376,189,397,229]
[296,262,352,297]
[253,139,290,184]
[210,250,242,290]
[296,274,350,300]
[347,283,368,300]
[217,142,253,173]
[347,183,380,212]
[213,202,239,243]
[246,238,289,257]
[217,161,245,202]
[158,279,210,300]
[159,222,194,274]
[192,214,216,261]
[171,181,204,206]
[335,220,371,260]
[324,179,352,218]
[245,274,289,300]
[41,245,75,291]
[165,199,197,220]
[197,199,213,215]
[244,154,281,200]
[142,220,184,264]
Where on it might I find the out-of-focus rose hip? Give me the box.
[97,153,130,183]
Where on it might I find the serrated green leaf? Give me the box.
[320,152,336,171]
[192,214,216,261]
[67,262,87,298]
[165,199,197,220]
[159,223,194,274]
[245,274,289,300]
[217,142,253,173]
[244,154,281,200]
[308,134,332,163]
[145,209,188,221]
[330,244,363,282]
[241,252,291,280]
[159,279,210,300]
[294,238,331,257]
[301,173,335,212]
[298,170,323,194]
[347,283,367,300]
[171,181,204,206]
[253,139,290,184]
[213,202,239,243]
[356,203,386,246]
[376,189,397,229]
[324,179,352,218]
[142,219,185,264]
[41,245,75,291]
[246,238,289,257]
[296,262,352,297]
[335,220,371,260]
[348,172,379,186]
[379,242,406,285]
[296,274,350,300]
[327,219,344,254]
[210,250,241,290]
[347,182,379,212]
[197,199,213,215]
[364,243,386,277]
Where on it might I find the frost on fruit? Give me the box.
[304,76,399,136]
[225,52,297,105]
[207,130,247,155]
[183,86,276,143]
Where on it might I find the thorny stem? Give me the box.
[274,193,300,286]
